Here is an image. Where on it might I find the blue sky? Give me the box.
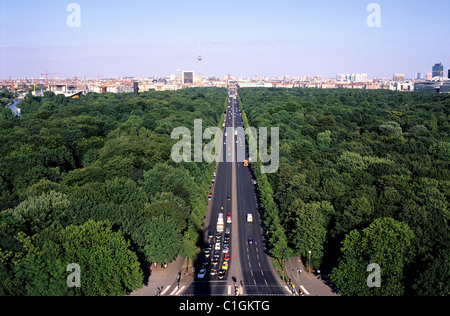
[1,0,449,79]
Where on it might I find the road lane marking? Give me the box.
[170,287,179,296]
[174,286,185,296]
[228,285,231,295]
[161,285,171,296]
[300,285,310,295]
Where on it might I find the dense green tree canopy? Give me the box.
[330,217,415,296]
[0,88,227,295]
[239,87,449,296]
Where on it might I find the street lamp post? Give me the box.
[308,250,312,274]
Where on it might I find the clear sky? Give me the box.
[1,0,449,79]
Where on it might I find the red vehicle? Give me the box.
[224,253,230,261]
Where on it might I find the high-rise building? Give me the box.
[182,71,194,85]
[448,69,450,79]
[432,62,444,77]
[176,69,182,81]
[393,74,405,82]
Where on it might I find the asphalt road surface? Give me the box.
[182,89,287,296]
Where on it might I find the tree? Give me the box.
[379,121,403,138]
[11,191,71,235]
[0,107,14,120]
[10,232,69,296]
[142,163,196,206]
[287,199,328,268]
[143,213,184,265]
[331,217,415,296]
[317,130,332,150]
[61,220,142,296]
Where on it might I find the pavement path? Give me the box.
[131,256,195,297]
[284,257,339,296]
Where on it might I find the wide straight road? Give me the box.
[182,89,287,296]
[182,92,235,296]
[231,92,287,296]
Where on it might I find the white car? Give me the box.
[198,269,207,279]
[215,242,221,251]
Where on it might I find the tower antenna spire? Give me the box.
[198,41,202,85]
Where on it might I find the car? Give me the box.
[221,262,229,270]
[218,270,226,280]
[204,249,211,258]
[224,253,230,261]
[227,213,232,224]
[208,231,214,240]
[213,250,220,259]
[210,268,217,276]
[223,246,229,254]
[198,269,207,279]
[225,227,231,234]
[248,238,254,245]
[215,242,221,251]
[227,196,231,201]
[208,193,213,200]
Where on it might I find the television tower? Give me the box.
[198,41,202,85]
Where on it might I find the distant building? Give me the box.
[448,69,450,79]
[414,76,450,93]
[336,73,368,83]
[414,81,436,92]
[182,71,194,85]
[441,82,450,93]
[50,84,83,98]
[432,62,444,77]
[393,74,405,82]
[176,69,182,81]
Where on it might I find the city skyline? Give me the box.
[1,0,449,79]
